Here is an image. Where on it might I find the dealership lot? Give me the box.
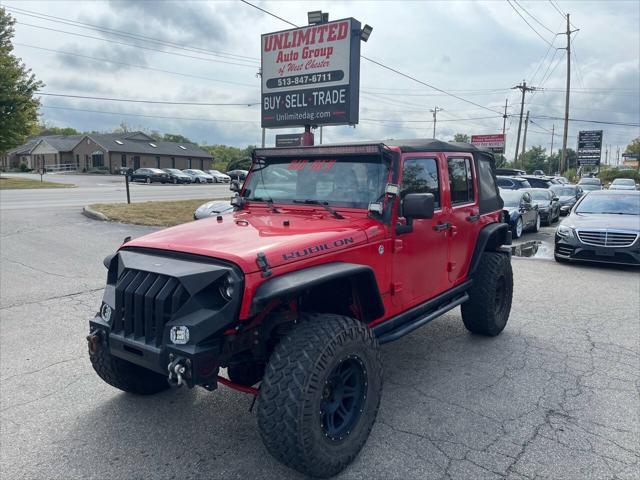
[1,203,638,479]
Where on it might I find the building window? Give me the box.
[171,157,175,168]
[188,157,192,169]
[76,154,80,166]
[156,156,161,168]
[91,150,104,168]
[121,154,126,167]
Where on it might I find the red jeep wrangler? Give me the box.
[89,139,512,478]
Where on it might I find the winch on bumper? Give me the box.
[89,249,243,388]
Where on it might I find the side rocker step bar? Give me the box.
[373,281,472,345]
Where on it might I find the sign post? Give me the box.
[577,130,603,166]
[470,134,505,154]
[260,17,362,144]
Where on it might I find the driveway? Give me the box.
[1,205,638,479]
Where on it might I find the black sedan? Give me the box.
[555,190,640,266]
[496,176,532,190]
[500,188,540,238]
[163,168,193,184]
[129,168,169,184]
[530,188,560,225]
[550,184,584,215]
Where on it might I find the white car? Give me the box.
[207,170,231,183]
[183,169,214,183]
[609,178,638,190]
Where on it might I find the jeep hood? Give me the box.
[124,210,383,273]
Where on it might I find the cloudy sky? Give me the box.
[5,0,639,161]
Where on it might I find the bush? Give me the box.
[597,168,639,184]
[87,167,109,174]
[19,162,31,172]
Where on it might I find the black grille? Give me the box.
[112,269,189,346]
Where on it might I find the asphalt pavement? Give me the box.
[0,201,638,479]
[0,173,231,210]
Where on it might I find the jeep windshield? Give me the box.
[242,156,389,209]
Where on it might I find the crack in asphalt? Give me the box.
[0,287,102,310]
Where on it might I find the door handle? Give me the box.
[433,222,451,231]
[466,214,480,222]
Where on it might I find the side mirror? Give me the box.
[230,179,241,192]
[403,193,434,219]
[552,196,559,201]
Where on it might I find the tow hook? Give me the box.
[167,355,189,388]
[86,330,101,354]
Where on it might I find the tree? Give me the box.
[0,8,44,153]
[625,137,640,155]
[36,122,79,137]
[521,146,547,173]
[163,133,193,144]
[452,133,470,143]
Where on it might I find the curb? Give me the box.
[82,205,110,221]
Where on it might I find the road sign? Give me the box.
[470,134,505,154]
[275,134,304,147]
[577,130,603,165]
[261,18,361,129]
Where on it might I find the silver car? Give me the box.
[609,178,638,191]
[183,169,214,183]
[206,170,231,183]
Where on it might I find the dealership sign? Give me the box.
[261,18,361,128]
[470,134,505,154]
[577,130,603,165]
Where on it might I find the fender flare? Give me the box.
[468,223,511,277]
[250,262,385,321]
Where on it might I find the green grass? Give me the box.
[89,198,223,227]
[0,176,74,189]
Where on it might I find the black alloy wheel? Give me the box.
[320,356,367,441]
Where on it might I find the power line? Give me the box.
[506,0,555,47]
[513,0,556,35]
[37,92,260,106]
[14,43,257,88]
[548,0,567,20]
[239,0,504,116]
[40,105,260,123]
[5,5,260,63]
[15,22,260,68]
[531,115,640,127]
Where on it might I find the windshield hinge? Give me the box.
[256,252,272,278]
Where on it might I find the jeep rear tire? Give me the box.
[89,336,169,395]
[461,252,513,336]
[257,313,383,478]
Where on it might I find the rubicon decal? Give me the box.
[282,237,354,261]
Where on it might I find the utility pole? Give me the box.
[430,106,443,138]
[502,98,508,153]
[549,124,555,174]
[560,14,579,174]
[261,128,265,148]
[521,110,530,169]
[512,81,536,164]
[319,126,323,145]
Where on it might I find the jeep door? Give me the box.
[392,155,450,307]
[445,155,480,284]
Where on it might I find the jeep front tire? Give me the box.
[461,252,513,336]
[257,313,383,478]
[89,335,170,395]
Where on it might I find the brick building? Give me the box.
[1,132,213,173]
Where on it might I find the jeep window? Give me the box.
[448,157,474,205]
[476,154,502,213]
[400,158,440,208]
[243,155,388,209]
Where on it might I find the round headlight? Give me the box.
[100,303,113,324]
[219,273,235,301]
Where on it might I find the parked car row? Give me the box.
[127,168,234,184]
[500,187,562,239]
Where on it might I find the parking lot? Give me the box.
[1,195,638,479]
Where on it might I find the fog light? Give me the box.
[100,303,113,324]
[170,326,190,345]
[219,273,235,301]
